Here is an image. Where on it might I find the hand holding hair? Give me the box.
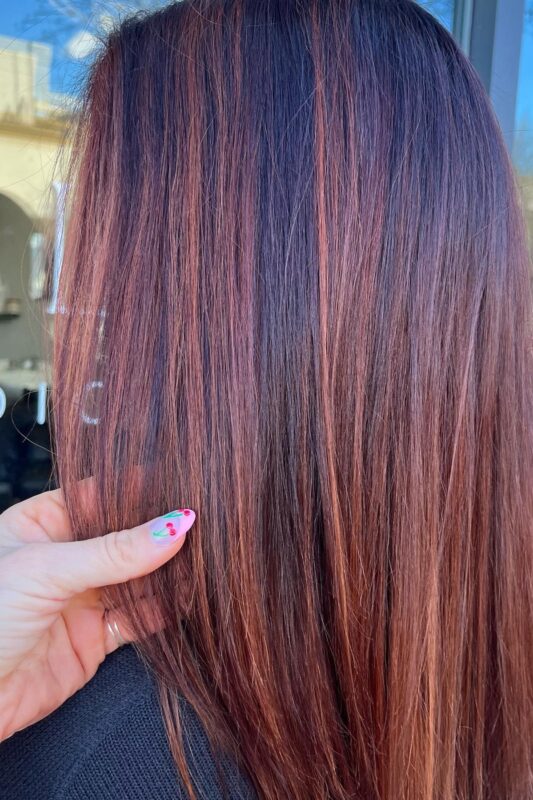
[0,488,195,742]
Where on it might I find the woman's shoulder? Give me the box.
[0,645,255,800]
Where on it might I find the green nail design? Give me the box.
[149,509,189,545]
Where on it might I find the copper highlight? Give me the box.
[53,1,533,798]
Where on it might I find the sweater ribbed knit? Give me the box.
[0,646,256,800]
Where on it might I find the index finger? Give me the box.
[0,466,148,547]
[0,487,75,547]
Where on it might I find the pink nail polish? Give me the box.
[149,509,195,545]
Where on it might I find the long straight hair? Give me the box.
[53,1,533,797]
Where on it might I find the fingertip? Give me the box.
[147,508,196,547]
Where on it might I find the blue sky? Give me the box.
[1,1,37,31]
[0,1,168,96]
[0,0,90,95]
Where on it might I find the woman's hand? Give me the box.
[0,488,195,742]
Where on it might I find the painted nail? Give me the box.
[149,509,195,545]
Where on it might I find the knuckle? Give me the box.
[102,529,134,569]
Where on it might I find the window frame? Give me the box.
[456,0,525,150]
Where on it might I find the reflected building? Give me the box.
[0,35,73,361]
[0,35,73,510]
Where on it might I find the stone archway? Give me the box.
[0,193,45,361]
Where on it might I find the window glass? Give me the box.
[513,1,533,253]
[417,0,455,31]
[0,1,165,510]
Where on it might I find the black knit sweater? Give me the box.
[0,646,256,800]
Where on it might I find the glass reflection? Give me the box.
[417,0,455,31]
[513,1,533,254]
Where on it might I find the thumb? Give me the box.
[33,509,196,598]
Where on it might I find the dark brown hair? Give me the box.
[53,1,533,797]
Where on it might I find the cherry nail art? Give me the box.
[149,509,194,545]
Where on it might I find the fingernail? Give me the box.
[149,509,195,546]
